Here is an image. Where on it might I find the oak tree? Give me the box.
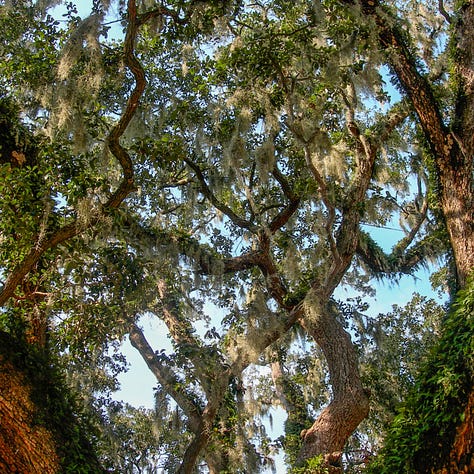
[0,0,471,473]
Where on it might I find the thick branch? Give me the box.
[128,323,202,432]
[0,0,147,307]
[452,1,474,160]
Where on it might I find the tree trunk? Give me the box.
[0,357,60,473]
[435,390,474,474]
[444,0,474,289]
[0,331,104,473]
[438,159,474,289]
[297,298,370,470]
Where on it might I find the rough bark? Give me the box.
[297,300,370,470]
[0,331,104,474]
[438,160,474,289]
[444,0,474,289]
[177,400,223,474]
[0,358,60,473]
[288,112,376,467]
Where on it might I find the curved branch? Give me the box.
[105,0,142,208]
[184,157,259,233]
[0,0,147,307]
[438,0,452,24]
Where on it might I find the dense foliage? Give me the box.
[0,0,472,472]
[368,276,474,472]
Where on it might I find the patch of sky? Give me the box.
[50,0,125,41]
[113,312,173,408]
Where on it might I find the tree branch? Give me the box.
[137,5,186,27]
[268,166,301,233]
[297,299,369,466]
[184,157,259,233]
[356,219,445,277]
[128,323,202,432]
[393,198,429,255]
[438,0,452,24]
[0,0,148,307]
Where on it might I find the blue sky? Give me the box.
[46,3,447,471]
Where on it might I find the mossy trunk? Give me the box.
[0,331,104,473]
[436,390,473,474]
[296,299,370,471]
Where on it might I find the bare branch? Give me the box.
[129,323,202,432]
[438,0,452,24]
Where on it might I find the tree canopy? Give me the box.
[0,0,472,473]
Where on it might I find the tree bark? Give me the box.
[297,299,370,470]
[0,331,104,474]
[438,160,474,289]
[0,358,60,473]
[443,0,474,289]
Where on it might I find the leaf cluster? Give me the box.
[367,275,474,472]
